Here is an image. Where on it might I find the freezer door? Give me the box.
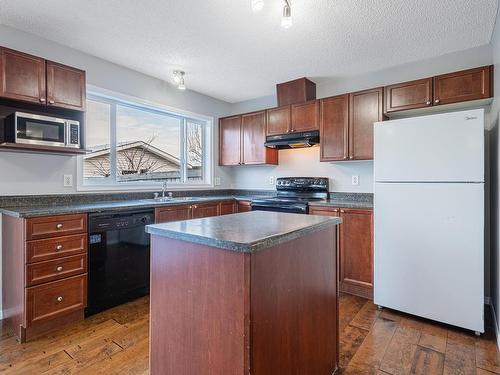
[374,182,484,332]
[374,109,484,182]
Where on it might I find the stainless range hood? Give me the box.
[264,130,320,149]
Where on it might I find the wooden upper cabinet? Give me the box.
[266,106,291,136]
[0,47,46,105]
[320,95,349,162]
[219,116,242,166]
[384,78,433,113]
[291,100,319,133]
[433,66,493,105]
[242,111,277,165]
[276,77,316,106]
[339,208,373,298]
[349,88,383,161]
[46,61,86,111]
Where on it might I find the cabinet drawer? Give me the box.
[26,254,87,287]
[26,214,87,240]
[26,234,87,263]
[26,274,87,326]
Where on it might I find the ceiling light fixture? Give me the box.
[173,70,186,90]
[281,0,292,29]
[251,0,264,12]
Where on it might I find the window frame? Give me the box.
[77,86,214,191]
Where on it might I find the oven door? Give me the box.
[15,113,67,147]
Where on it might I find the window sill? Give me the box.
[76,182,215,192]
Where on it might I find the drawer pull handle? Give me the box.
[56,296,63,302]
[56,223,63,229]
[56,244,63,251]
[56,266,63,272]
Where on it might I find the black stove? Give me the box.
[251,177,329,214]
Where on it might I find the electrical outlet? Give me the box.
[269,176,275,185]
[63,174,73,187]
[351,175,359,186]
[214,176,221,186]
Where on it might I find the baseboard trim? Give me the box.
[487,299,500,351]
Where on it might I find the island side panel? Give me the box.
[2,214,26,341]
[250,226,338,375]
[149,235,249,375]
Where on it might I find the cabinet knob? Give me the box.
[434,99,440,104]
[49,100,55,104]
[39,98,46,102]
[56,296,63,302]
[56,244,63,251]
[343,156,348,160]
[426,101,431,105]
[193,205,197,209]
[340,209,345,213]
[349,156,354,160]
[56,266,63,272]
[56,223,63,229]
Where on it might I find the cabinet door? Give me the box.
[242,111,277,165]
[237,201,252,213]
[349,88,383,161]
[155,205,192,223]
[320,95,349,162]
[266,106,291,136]
[291,100,319,132]
[433,66,492,105]
[0,47,46,104]
[384,78,433,113]
[219,201,236,216]
[192,203,219,219]
[46,61,86,111]
[219,116,242,166]
[339,209,373,298]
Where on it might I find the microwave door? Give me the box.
[15,114,66,147]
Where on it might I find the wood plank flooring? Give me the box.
[0,293,499,374]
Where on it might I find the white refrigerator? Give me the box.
[374,109,485,333]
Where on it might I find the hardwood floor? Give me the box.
[0,293,499,374]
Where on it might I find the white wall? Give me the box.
[0,25,235,196]
[226,44,494,192]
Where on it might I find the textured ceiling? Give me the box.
[0,0,497,103]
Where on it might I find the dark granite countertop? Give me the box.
[309,192,373,209]
[145,211,341,253]
[0,195,260,218]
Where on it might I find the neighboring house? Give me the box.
[84,141,201,181]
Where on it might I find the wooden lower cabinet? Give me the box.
[237,200,252,213]
[219,200,236,216]
[309,206,373,299]
[155,200,237,224]
[154,204,192,223]
[2,213,88,342]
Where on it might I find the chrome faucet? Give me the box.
[162,181,168,198]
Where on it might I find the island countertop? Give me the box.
[145,210,341,253]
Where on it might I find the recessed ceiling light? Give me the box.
[251,0,264,12]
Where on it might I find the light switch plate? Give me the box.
[214,176,221,186]
[351,175,359,186]
[64,174,74,187]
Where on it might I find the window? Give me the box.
[81,92,212,188]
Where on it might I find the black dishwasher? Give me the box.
[86,209,154,316]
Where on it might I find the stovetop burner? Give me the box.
[251,177,329,214]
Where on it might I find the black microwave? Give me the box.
[1,112,81,148]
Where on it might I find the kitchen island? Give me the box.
[145,210,341,375]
